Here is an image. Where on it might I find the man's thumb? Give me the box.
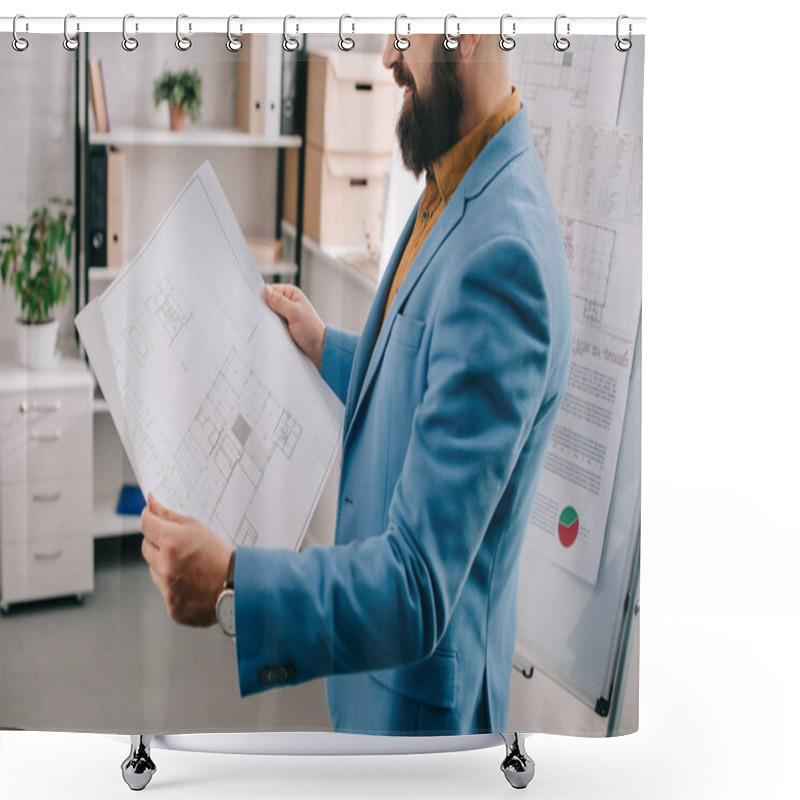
[264,285,290,317]
[148,493,190,524]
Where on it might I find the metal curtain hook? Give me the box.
[227,15,242,52]
[338,14,355,51]
[499,14,515,51]
[122,14,139,51]
[12,14,29,52]
[176,14,192,51]
[615,14,632,52]
[63,14,79,51]
[283,15,299,52]
[443,14,459,51]
[394,15,410,51]
[554,14,570,52]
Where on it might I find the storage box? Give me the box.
[245,235,282,266]
[302,144,390,247]
[306,49,397,154]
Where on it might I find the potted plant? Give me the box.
[153,69,202,131]
[1,198,74,369]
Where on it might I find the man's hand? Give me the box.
[141,494,232,627]
[264,284,326,371]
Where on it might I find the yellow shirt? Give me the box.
[382,86,522,322]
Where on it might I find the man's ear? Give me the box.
[458,34,481,60]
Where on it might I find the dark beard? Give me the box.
[395,53,463,178]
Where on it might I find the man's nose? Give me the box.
[382,34,400,70]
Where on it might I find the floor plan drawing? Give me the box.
[146,278,193,346]
[76,162,345,552]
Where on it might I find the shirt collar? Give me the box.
[429,86,522,203]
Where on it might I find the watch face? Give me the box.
[216,590,236,637]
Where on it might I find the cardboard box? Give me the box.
[303,144,390,247]
[245,235,282,266]
[306,49,397,154]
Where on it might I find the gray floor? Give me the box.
[0,535,332,733]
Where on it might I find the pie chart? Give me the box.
[558,506,579,548]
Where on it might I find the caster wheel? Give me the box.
[75,594,85,605]
[121,736,156,791]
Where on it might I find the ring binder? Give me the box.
[63,14,78,51]
[339,14,355,51]
[121,14,138,51]
[554,14,571,51]
[500,14,516,51]
[394,15,410,51]
[226,14,242,52]
[12,14,28,52]
[443,13,460,51]
[175,13,192,51]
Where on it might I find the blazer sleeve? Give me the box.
[234,237,553,696]
[320,326,359,405]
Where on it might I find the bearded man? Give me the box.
[141,33,571,735]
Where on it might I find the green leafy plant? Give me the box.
[1,198,74,325]
[153,69,203,123]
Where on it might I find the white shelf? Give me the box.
[89,127,302,149]
[89,262,298,283]
[93,491,142,538]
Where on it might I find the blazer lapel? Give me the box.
[343,201,419,435]
[345,189,467,446]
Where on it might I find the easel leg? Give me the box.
[121,735,156,791]
[500,732,535,789]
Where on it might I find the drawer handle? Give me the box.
[19,400,62,413]
[34,550,63,561]
[31,430,62,442]
[33,492,62,503]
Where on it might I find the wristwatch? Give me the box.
[215,551,236,638]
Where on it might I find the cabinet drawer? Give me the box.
[1,534,93,605]
[1,414,92,484]
[1,388,90,427]
[1,477,92,545]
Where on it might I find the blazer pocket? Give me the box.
[389,312,426,350]
[370,649,458,710]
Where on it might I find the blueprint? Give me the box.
[76,162,344,551]
[512,36,642,585]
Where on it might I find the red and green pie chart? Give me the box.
[558,506,580,548]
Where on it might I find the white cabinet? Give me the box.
[0,348,94,610]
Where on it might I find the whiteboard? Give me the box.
[512,37,644,714]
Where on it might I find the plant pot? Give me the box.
[15,318,59,370]
[169,104,186,132]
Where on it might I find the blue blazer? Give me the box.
[234,107,572,735]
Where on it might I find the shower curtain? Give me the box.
[0,26,642,742]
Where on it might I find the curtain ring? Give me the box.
[553,14,570,52]
[443,14,459,51]
[499,14,515,51]
[394,15,410,51]
[122,14,139,51]
[176,13,192,51]
[12,14,29,52]
[226,15,242,52]
[338,14,355,51]
[615,15,632,52]
[63,14,79,51]
[283,15,299,52]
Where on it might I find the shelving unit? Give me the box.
[75,32,308,540]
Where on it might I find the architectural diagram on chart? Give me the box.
[511,36,642,585]
[76,162,344,553]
